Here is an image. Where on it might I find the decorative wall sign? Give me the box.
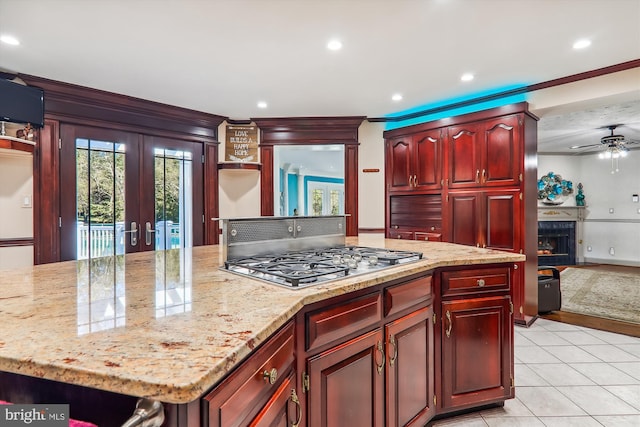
[225,125,258,162]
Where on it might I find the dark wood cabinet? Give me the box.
[447,115,521,189]
[306,328,385,427]
[440,296,513,410]
[302,274,434,427]
[204,321,296,427]
[249,372,301,427]
[385,306,435,427]
[436,265,514,414]
[386,129,443,193]
[447,189,521,251]
[384,103,538,324]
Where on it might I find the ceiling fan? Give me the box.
[570,125,639,173]
[570,124,639,151]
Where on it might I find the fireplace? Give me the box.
[537,206,586,266]
[538,221,575,266]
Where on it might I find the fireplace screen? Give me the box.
[537,221,576,266]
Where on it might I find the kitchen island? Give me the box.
[0,236,524,426]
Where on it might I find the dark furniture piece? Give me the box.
[537,266,561,313]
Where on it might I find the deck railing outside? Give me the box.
[77,221,181,259]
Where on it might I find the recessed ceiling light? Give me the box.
[573,39,591,49]
[327,39,342,51]
[392,93,403,102]
[460,73,474,82]
[0,34,20,46]
[257,101,268,109]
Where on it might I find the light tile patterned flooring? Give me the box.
[429,318,640,426]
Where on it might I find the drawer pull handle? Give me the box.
[389,335,398,367]
[445,310,452,338]
[375,341,385,375]
[477,279,485,287]
[475,169,480,183]
[262,368,278,385]
[430,226,436,231]
[290,388,302,427]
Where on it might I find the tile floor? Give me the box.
[429,318,640,426]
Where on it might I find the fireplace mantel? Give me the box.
[538,205,586,222]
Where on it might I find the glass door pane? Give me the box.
[154,148,193,250]
[75,139,126,259]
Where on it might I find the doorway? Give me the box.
[60,125,203,260]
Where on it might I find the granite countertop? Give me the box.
[0,236,524,404]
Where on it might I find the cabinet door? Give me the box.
[482,115,521,188]
[484,189,521,252]
[440,296,512,411]
[306,329,384,427]
[447,192,481,246]
[385,306,435,427]
[386,136,413,191]
[413,129,442,190]
[249,372,301,427]
[447,124,481,188]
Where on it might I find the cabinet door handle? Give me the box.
[388,334,398,367]
[262,368,278,385]
[475,169,480,183]
[290,388,302,427]
[413,174,417,187]
[445,310,452,338]
[375,340,385,375]
[482,169,486,183]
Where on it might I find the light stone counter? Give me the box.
[0,236,524,404]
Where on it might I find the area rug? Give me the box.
[559,267,640,324]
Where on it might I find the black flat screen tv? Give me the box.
[0,78,45,128]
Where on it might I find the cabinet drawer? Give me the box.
[384,275,432,317]
[306,293,382,352]
[204,321,295,427]
[389,230,414,240]
[415,232,442,242]
[441,267,510,297]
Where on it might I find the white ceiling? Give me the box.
[1,0,639,153]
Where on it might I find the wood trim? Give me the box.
[383,102,535,138]
[218,162,261,171]
[358,228,385,234]
[0,137,35,153]
[19,74,226,139]
[205,142,220,245]
[260,145,274,216]
[253,117,364,145]
[527,58,640,92]
[0,238,34,247]
[34,119,60,264]
[345,144,359,236]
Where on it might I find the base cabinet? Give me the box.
[306,328,385,427]
[440,296,513,411]
[249,372,301,427]
[385,306,435,427]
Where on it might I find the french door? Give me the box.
[60,125,203,261]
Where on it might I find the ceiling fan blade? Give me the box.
[570,143,602,149]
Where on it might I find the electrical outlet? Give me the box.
[609,208,614,214]
[609,247,615,256]
[587,246,592,252]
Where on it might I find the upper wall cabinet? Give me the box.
[447,115,522,189]
[386,128,443,193]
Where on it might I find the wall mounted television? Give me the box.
[0,78,45,128]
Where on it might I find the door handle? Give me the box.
[123,221,138,246]
[145,222,156,246]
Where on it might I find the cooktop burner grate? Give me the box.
[224,245,423,288]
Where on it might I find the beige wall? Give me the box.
[0,150,34,268]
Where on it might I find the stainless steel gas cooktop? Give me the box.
[224,245,423,288]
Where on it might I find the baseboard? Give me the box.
[583,257,640,267]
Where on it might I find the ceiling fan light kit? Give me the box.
[570,125,637,173]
